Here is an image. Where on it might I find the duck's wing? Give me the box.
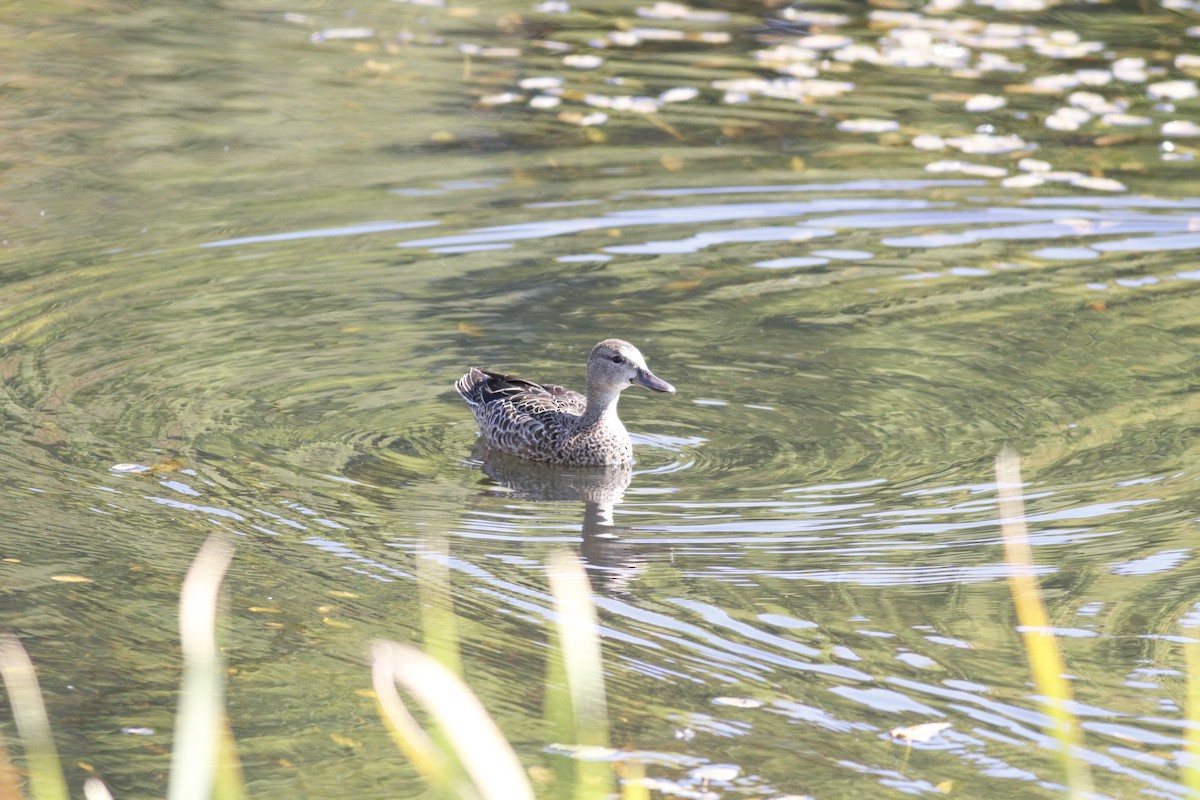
[456,368,586,416]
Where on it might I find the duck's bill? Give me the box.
[635,368,675,395]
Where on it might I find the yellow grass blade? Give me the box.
[0,635,68,800]
[372,640,534,800]
[995,450,1094,797]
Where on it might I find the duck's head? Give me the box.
[587,339,675,395]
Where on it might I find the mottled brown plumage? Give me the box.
[455,339,674,465]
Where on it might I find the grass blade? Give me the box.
[995,450,1093,797]
[547,551,611,800]
[0,635,68,800]
[372,640,534,800]
[167,536,239,800]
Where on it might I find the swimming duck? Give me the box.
[455,338,675,465]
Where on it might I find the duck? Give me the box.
[455,338,675,466]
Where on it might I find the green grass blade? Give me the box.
[0,635,67,800]
[167,536,240,800]
[417,539,462,677]
[547,552,612,800]
[995,450,1094,798]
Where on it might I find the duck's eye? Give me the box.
[611,355,624,364]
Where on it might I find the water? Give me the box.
[4,0,1200,797]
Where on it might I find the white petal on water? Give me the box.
[911,133,946,151]
[799,34,853,50]
[1076,69,1113,86]
[1046,107,1092,131]
[690,764,740,783]
[519,76,563,90]
[1071,176,1126,192]
[111,463,151,473]
[659,86,700,103]
[1113,57,1149,82]
[310,27,375,42]
[1101,113,1151,127]
[480,92,521,105]
[1163,120,1200,137]
[779,8,850,25]
[1018,157,1052,172]
[1148,80,1199,100]
[837,118,900,133]
[1032,73,1081,92]
[563,54,604,69]
[529,95,561,109]
[965,94,1006,112]
[636,1,729,21]
[1068,91,1120,113]
[945,133,1030,154]
[1002,173,1044,188]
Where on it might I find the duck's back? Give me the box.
[455,368,589,462]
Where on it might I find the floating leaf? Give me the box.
[890,721,951,743]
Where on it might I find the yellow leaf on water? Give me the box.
[50,575,92,583]
[791,156,806,171]
[661,156,684,172]
[890,721,951,742]
[247,607,281,614]
[457,322,484,337]
[935,779,954,793]
[330,733,361,749]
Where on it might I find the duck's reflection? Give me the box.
[471,443,649,596]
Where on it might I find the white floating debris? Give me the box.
[1018,157,1052,172]
[1148,80,1199,100]
[890,721,952,743]
[965,94,1006,112]
[562,54,603,69]
[1045,106,1092,131]
[837,118,899,133]
[659,86,699,103]
[529,95,561,109]
[111,463,151,473]
[945,133,1030,154]
[799,34,853,50]
[713,696,765,708]
[754,44,819,65]
[1071,176,1126,192]
[977,53,1026,73]
[1163,120,1200,136]
[480,92,521,106]
[780,9,851,25]
[1113,57,1148,83]
[690,764,740,784]
[535,0,570,12]
[1068,91,1120,114]
[1177,54,1200,71]
[636,1,729,21]
[1031,73,1081,92]
[1002,173,1045,188]
[911,133,947,151]
[519,76,563,90]
[1101,112,1151,126]
[925,160,1007,177]
[310,27,376,43]
[1075,69,1113,86]
[559,110,608,126]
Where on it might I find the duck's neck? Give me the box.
[580,385,623,427]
